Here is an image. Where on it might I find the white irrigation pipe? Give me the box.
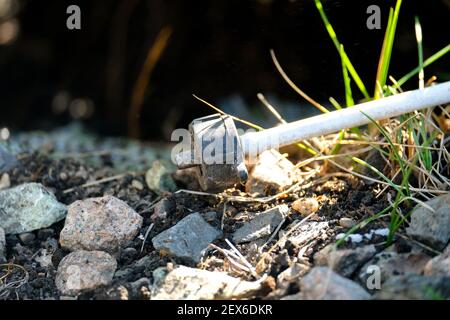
[241,81,450,153]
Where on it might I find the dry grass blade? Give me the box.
[0,264,29,300]
[129,26,172,138]
[270,50,329,114]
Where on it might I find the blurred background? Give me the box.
[0,0,449,141]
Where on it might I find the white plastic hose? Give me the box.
[241,81,450,153]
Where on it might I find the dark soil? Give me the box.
[1,143,393,300]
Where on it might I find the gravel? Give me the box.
[152,212,222,264]
[59,195,143,254]
[55,250,117,296]
[0,183,67,234]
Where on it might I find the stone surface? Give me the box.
[314,244,377,278]
[245,149,299,196]
[374,274,450,300]
[0,183,67,234]
[232,205,288,244]
[277,263,310,291]
[0,227,5,262]
[285,221,329,247]
[359,251,431,285]
[55,250,117,296]
[291,198,319,216]
[151,198,175,222]
[60,195,143,254]
[0,145,17,172]
[131,179,144,191]
[299,267,371,300]
[152,212,221,263]
[151,266,264,300]
[406,193,450,251]
[145,160,178,194]
[114,256,153,280]
[0,173,10,190]
[339,217,356,229]
[18,232,36,245]
[424,252,450,277]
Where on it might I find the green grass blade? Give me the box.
[329,97,343,110]
[314,0,370,100]
[351,156,402,193]
[375,0,402,99]
[374,8,394,99]
[415,16,424,89]
[396,44,450,88]
[340,45,355,107]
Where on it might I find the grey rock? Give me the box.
[34,248,53,268]
[359,251,431,285]
[300,267,371,300]
[114,268,134,280]
[131,179,144,191]
[151,266,264,300]
[339,217,356,229]
[134,255,153,269]
[150,198,175,222]
[60,195,143,254]
[120,247,138,260]
[0,227,5,262]
[0,183,67,234]
[130,277,151,298]
[0,145,17,172]
[285,221,329,247]
[145,160,178,194]
[114,256,153,280]
[291,198,319,217]
[314,244,377,278]
[18,232,36,245]
[152,212,221,263]
[55,250,117,296]
[0,173,10,190]
[374,274,450,300]
[277,263,310,291]
[232,205,288,244]
[424,252,450,277]
[406,193,450,251]
[245,150,299,196]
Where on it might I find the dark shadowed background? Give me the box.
[0,0,449,140]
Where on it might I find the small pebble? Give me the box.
[55,250,117,296]
[121,247,138,260]
[336,233,363,243]
[151,198,175,221]
[339,217,356,228]
[0,173,10,190]
[292,198,319,216]
[59,172,68,181]
[18,232,36,245]
[59,195,143,254]
[131,180,144,191]
[373,228,389,237]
